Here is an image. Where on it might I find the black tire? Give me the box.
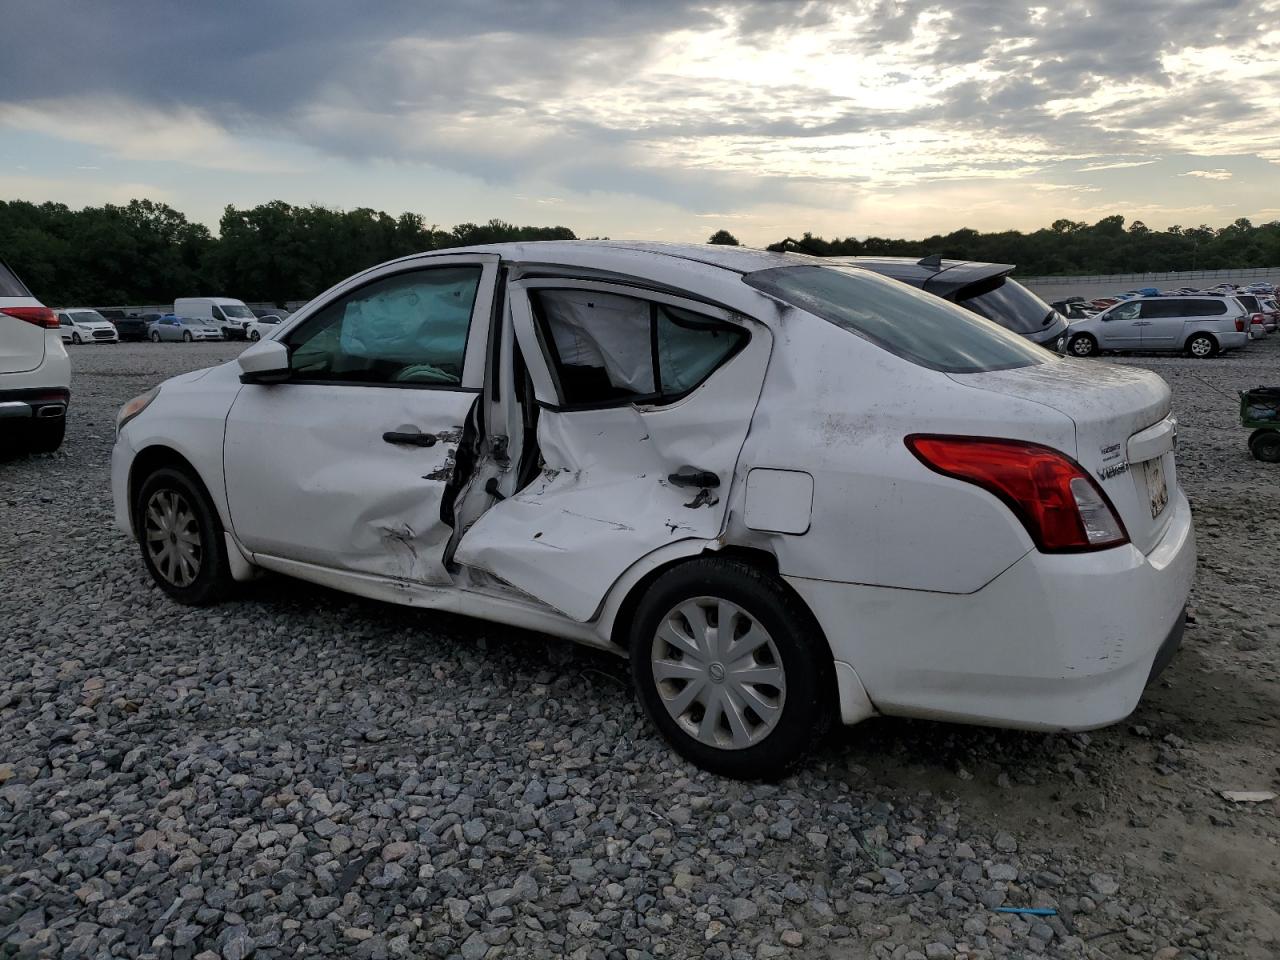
[150,331,161,342]
[628,557,835,780]
[1068,333,1097,357]
[249,329,260,341]
[1249,429,1280,463]
[134,466,232,605]
[27,417,65,453]
[1186,333,1218,358]
[182,331,193,342]
[71,333,82,345]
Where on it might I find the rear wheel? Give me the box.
[150,331,161,342]
[135,466,232,605]
[629,557,834,779]
[1187,333,1218,358]
[1249,429,1280,463]
[1068,333,1097,357]
[22,417,65,453]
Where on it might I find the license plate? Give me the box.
[1143,457,1168,519]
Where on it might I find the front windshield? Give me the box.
[71,310,107,323]
[221,304,254,319]
[745,264,1048,373]
[956,277,1060,334]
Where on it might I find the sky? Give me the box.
[1,0,1278,246]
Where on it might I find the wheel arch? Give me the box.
[128,445,222,536]
[1185,330,1218,353]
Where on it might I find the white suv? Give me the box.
[0,259,70,452]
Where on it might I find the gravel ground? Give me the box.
[1,339,1277,960]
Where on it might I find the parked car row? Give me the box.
[1051,282,1278,359]
[55,298,292,345]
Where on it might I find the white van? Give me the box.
[174,297,256,341]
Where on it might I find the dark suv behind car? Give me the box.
[833,256,1068,347]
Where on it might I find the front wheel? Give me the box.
[1186,333,1218,358]
[1068,334,1097,357]
[135,466,232,605]
[1249,429,1280,463]
[71,333,82,345]
[249,330,260,341]
[182,331,193,342]
[629,558,835,779]
[150,331,161,342]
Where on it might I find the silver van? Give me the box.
[1063,295,1250,358]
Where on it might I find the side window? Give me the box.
[1138,300,1179,319]
[1185,299,1226,317]
[531,289,747,407]
[59,313,72,326]
[1109,302,1140,320]
[285,266,481,386]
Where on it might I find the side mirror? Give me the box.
[238,339,291,384]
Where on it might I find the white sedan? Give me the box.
[111,242,1195,778]
[245,316,284,341]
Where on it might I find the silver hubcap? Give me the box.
[144,489,202,587]
[650,597,786,750]
[1072,338,1092,355]
[1191,339,1211,356]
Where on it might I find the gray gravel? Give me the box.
[1,340,1278,959]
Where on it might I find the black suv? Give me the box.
[832,256,1068,347]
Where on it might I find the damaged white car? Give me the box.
[111,242,1195,778]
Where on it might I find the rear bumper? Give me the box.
[1219,331,1250,351]
[0,385,71,419]
[789,489,1196,731]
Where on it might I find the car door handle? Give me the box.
[382,430,437,447]
[668,469,720,488]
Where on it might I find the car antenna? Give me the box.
[917,253,943,271]
[780,236,826,256]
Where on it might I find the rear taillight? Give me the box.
[1235,317,1246,332]
[0,306,58,329]
[906,435,1129,553]
[1250,313,1264,325]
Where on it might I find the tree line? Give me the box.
[0,199,575,306]
[1,198,1276,307]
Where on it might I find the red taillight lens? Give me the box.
[1235,317,1246,332]
[906,435,1129,553]
[0,306,58,329]
[1250,313,1264,325]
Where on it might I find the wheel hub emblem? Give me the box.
[708,662,726,683]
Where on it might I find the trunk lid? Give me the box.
[949,357,1176,554]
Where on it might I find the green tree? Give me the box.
[707,230,740,245]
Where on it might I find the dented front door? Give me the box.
[453,278,772,621]
[223,255,497,583]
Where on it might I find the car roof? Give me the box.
[391,240,823,275]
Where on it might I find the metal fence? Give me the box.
[1022,267,1280,303]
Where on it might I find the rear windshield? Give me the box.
[0,261,32,298]
[744,264,1048,373]
[956,277,1059,335]
[1236,295,1259,311]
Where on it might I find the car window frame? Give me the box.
[520,280,751,413]
[271,255,500,393]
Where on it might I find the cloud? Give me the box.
[1180,168,1233,180]
[0,0,1278,236]
[1076,159,1160,172]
